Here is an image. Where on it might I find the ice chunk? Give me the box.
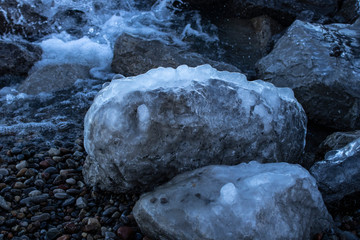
[219,183,238,205]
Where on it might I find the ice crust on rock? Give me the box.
[133,161,333,240]
[83,64,307,193]
[310,137,360,203]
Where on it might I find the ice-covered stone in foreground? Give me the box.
[310,137,360,203]
[133,161,333,240]
[83,65,307,193]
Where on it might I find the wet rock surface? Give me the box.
[18,64,91,95]
[257,19,360,130]
[134,161,333,240]
[83,65,307,193]
[111,34,239,77]
[311,137,360,204]
[0,40,42,88]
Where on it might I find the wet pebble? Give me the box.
[31,213,50,222]
[16,161,28,170]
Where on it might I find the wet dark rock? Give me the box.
[102,207,117,217]
[18,64,91,95]
[116,226,136,240]
[46,227,62,240]
[257,19,360,130]
[0,0,50,40]
[334,0,360,23]
[50,9,87,37]
[62,197,75,207]
[0,40,42,88]
[213,15,283,79]
[319,130,360,155]
[310,138,360,204]
[111,33,239,77]
[0,195,10,211]
[182,0,340,25]
[31,213,50,222]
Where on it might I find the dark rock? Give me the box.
[213,15,283,79]
[182,0,339,25]
[46,227,62,240]
[0,0,50,40]
[116,226,136,240]
[62,197,75,207]
[50,9,87,37]
[0,40,42,88]
[83,218,101,232]
[335,0,360,23]
[111,34,239,77]
[310,137,360,203]
[0,195,10,211]
[18,64,90,95]
[102,207,117,217]
[134,161,333,240]
[83,65,306,193]
[257,19,360,130]
[31,213,50,222]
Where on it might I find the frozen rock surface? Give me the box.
[18,64,90,95]
[257,20,360,130]
[133,161,333,240]
[310,137,360,203]
[111,34,239,76]
[83,65,307,193]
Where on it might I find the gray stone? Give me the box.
[16,161,28,170]
[257,20,360,130]
[310,137,360,203]
[83,65,307,193]
[111,33,239,77]
[76,197,87,209]
[28,190,42,197]
[46,227,62,240]
[134,161,333,240]
[31,213,50,222]
[0,168,9,176]
[18,64,90,95]
[54,193,68,200]
[0,196,10,211]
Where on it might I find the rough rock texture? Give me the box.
[0,40,42,88]
[50,9,88,37]
[310,137,360,203]
[18,64,91,95]
[111,34,240,76]
[214,15,284,79]
[83,65,307,193]
[133,161,333,240]
[257,19,360,130]
[182,0,339,24]
[335,0,360,23]
[0,0,50,40]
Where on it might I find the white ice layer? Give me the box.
[85,65,299,153]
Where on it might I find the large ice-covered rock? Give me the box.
[133,161,333,240]
[257,20,360,130]
[310,137,360,203]
[83,65,307,193]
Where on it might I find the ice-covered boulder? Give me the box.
[310,137,360,203]
[318,130,360,156]
[18,64,90,95]
[257,20,360,130]
[83,65,307,193]
[111,34,239,76]
[133,161,333,240]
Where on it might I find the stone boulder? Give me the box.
[18,64,90,95]
[83,65,307,193]
[182,0,339,24]
[310,137,360,204]
[0,1,50,40]
[0,40,42,88]
[111,34,239,77]
[257,20,360,130]
[133,161,333,240]
[318,130,360,155]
